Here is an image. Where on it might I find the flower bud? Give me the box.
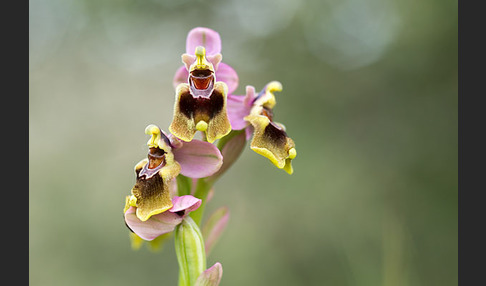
[175,216,207,286]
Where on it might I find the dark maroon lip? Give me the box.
[189,79,215,99]
[139,160,165,179]
[190,74,214,91]
[138,147,167,179]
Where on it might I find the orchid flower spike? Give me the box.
[123,27,298,286]
[126,124,223,222]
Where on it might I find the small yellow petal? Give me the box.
[261,81,282,109]
[145,124,161,148]
[288,148,297,159]
[196,121,208,132]
[144,124,172,151]
[266,81,282,94]
[129,195,137,207]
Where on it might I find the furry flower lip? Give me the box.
[245,82,297,174]
[227,82,297,174]
[127,124,223,222]
[129,125,181,222]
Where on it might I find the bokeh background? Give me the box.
[29,0,457,285]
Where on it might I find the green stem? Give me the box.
[190,178,213,226]
[177,174,192,196]
[216,129,244,150]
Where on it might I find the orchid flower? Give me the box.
[170,27,238,143]
[126,124,222,222]
[173,27,239,97]
[226,82,297,174]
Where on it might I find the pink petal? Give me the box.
[169,195,202,214]
[215,63,238,94]
[181,53,197,71]
[173,65,189,89]
[125,207,182,241]
[168,133,184,149]
[243,85,257,106]
[173,139,223,178]
[186,27,221,56]
[207,54,222,71]
[195,262,223,286]
[227,94,251,130]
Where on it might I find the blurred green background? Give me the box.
[29,0,457,285]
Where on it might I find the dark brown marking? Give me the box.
[179,91,196,118]
[179,89,224,120]
[134,171,165,200]
[263,122,287,146]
